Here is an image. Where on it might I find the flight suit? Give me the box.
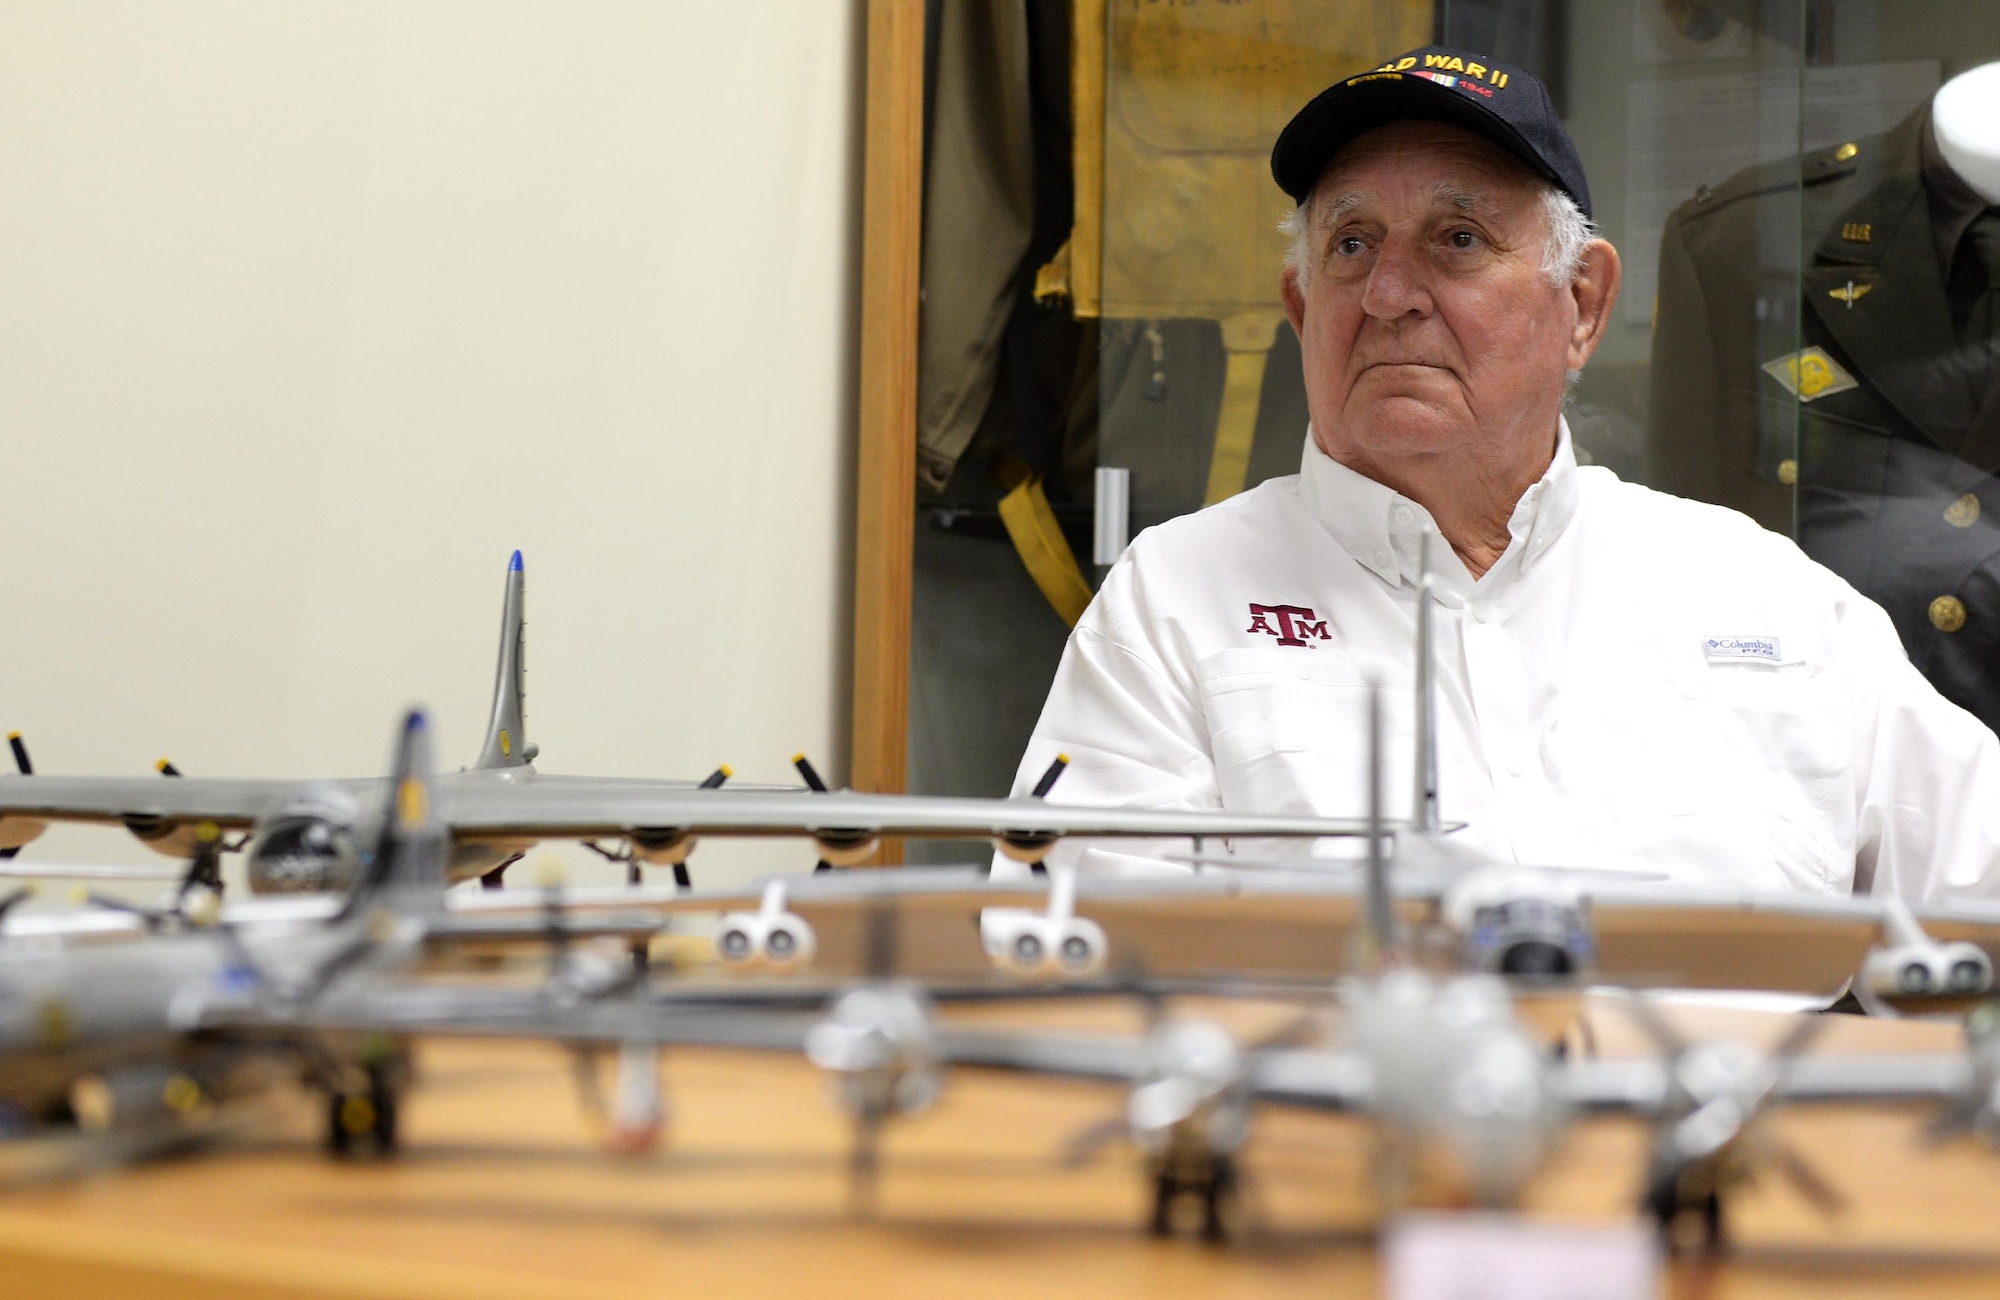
[1649,105,2000,736]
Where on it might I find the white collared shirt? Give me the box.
[1003,422,2000,903]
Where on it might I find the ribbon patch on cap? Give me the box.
[1411,69,1495,98]
[1703,636,1781,663]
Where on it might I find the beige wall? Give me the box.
[0,2,861,891]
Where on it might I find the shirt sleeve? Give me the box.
[992,553,1221,878]
[1845,582,2000,903]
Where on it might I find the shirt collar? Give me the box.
[1294,417,1581,598]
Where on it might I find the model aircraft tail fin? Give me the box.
[473,550,534,771]
[1360,677,1397,970]
[1410,531,1440,836]
[337,709,449,922]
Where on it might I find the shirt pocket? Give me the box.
[1599,653,1844,890]
[1195,648,1411,816]
[1697,655,1849,878]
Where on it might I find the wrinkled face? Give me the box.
[1281,121,1594,471]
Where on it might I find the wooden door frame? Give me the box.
[848,0,924,817]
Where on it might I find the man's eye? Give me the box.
[1446,229,1481,249]
[1335,236,1367,256]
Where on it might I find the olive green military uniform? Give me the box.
[1648,104,2000,736]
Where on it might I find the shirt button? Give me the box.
[1680,680,1702,699]
[1470,604,1490,624]
[1391,504,1416,527]
[1506,756,1525,777]
[1373,549,1391,568]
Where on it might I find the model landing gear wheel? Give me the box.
[1147,1150,1237,1240]
[326,1062,400,1158]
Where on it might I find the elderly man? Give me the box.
[1003,47,2000,903]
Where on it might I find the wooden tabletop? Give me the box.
[0,996,1997,1299]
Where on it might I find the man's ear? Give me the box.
[1281,264,1307,339]
[1566,239,1621,369]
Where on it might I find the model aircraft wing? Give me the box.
[1556,1053,1970,1114]
[1581,882,1885,996]
[0,909,150,941]
[0,862,181,881]
[0,775,313,828]
[432,784,1384,846]
[450,869,1369,981]
[445,865,1982,997]
[203,983,825,1050]
[449,868,1051,917]
[200,979,1156,1080]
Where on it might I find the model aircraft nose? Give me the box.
[1497,939,1574,979]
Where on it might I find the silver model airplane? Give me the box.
[6,547,1995,1253]
[0,707,1983,1260]
[0,706,747,1163]
[220,923,1987,1249]
[399,533,2000,1016]
[0,686,1415,1159]
[0,552,1389,896]
[341,803,1999,1250]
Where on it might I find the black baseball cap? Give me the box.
[1271,47,1591,219]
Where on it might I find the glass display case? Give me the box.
[903,0,2000,833]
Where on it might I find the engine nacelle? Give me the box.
[813,831,879,868]
[982,913,1108,978]
[713,882,816,970]
[0,816,46,852]
[1442,867,1594,981]
[1861,941,1994,998]
[629,828,696,867]
[993,830,1058,865]
[123,815,205,859]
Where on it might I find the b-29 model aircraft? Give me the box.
[9,543,2000,1253]
[0,553,1388,897]
[0,704,1993,1255]
[450,535,2000,1012]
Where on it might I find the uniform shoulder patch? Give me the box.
[1761,346,1859,402]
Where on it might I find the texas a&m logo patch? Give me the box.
[1246,603,1330,648]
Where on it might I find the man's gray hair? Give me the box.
[1279,181,1594,288]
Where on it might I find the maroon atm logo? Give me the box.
[1246,603,1330,647]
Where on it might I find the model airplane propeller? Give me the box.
[1616,995,1846,1251]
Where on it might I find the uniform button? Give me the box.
[1506,757,1525,777]
[1373,549,1391,568]
[1777,458,1798,486]
[1931,595,1968,633]
[1680,680,1702,699]
[1946,493,1981,528]
[1469,605,1489,624]
[1391,504,1416,527]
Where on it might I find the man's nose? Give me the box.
[1359,237,1434,319]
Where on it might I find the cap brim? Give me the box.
[1272,76,1565,205]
